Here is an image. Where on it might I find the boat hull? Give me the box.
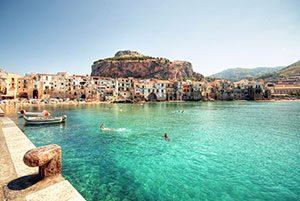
[24,115,67,125]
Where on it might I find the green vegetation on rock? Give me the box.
[104,56,155,61]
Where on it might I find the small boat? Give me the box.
[23,115,67,125]
[18,109,51,118]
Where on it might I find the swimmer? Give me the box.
[100,123,112,131]
[163,133,170,141]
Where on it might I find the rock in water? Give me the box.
[91,50,204,81]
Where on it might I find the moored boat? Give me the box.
[23,115,67,125]
[18,109,51,118]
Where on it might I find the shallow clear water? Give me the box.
[6,102,300,201]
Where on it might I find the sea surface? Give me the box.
[5,102,300,201]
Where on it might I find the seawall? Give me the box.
[0,107,86,201]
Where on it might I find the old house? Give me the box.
[17,76,33,98]
[116,77,134,102]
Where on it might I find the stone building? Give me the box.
[97,77,117,101]
[17,76,33,98]
[181,80,203,101]
[116,77,134,102]
[273,85,300,97]
[143,80,156,101]
[37,74,55,99]
[173,81,183,101]
[133,79,147,101]
[153,80,167,101]
[0,68,8,95]
[165,81,175,101]
[2,72,22,98]
[51,72,69,98]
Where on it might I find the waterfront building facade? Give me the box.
[5,72,22,98]
[0,69,295,101]
[273,85,300,97]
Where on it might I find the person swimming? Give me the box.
[100,123,112,131]
[164,133,170,141]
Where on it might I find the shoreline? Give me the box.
[1,98,300,108]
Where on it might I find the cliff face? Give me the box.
[91,50,203,81]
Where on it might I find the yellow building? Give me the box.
[5,73,22,98]
[273,85,300,96]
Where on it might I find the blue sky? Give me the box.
[0,0,299,76]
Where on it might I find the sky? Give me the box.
[0,0,299,76]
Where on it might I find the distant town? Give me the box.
[0,68,300,104]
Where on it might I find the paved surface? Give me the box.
[1,117,38,177]
[26,180,85,201]
[0,121,17,201]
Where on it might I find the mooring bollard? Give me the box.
[23,144,62,179]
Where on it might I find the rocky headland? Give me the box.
[91,50,204,81]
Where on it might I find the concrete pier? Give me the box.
[0,113,85,200]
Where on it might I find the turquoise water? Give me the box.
[7,102,300,201]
